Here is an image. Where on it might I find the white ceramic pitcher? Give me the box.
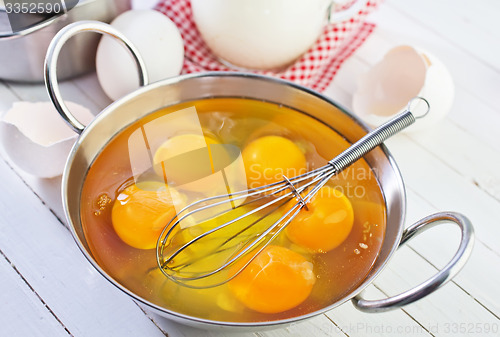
[191,0,365,70]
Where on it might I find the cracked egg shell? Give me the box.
[352,45,454,132]
[0,101,94,178]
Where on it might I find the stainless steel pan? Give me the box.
[44,21,474,330]
[0,0,130,82]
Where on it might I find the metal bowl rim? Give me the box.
[62,71,406,329]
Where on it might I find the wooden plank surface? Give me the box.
[0,157,170,337]
[0,251,69,337]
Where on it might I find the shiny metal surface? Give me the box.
[0,0,130,82]
[45,20,149,133]
[58,73,406,328]
[352,211,474,312]
[44,56,473,328]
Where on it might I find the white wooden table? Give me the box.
[1,1,499,336]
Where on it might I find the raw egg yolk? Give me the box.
[153,133,221,190]
[228,245,315,314]
[111,182,178,250]
[242,135,307,188]
[286,186,354,252]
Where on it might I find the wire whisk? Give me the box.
[156,97,430,288]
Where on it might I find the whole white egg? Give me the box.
[96,10,184,101]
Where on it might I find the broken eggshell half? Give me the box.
[352,45,454,132]
[0,101,94,178]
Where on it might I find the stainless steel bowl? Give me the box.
[0,0,130,82]
[44,21,474,330]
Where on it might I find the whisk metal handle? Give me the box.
[329,98,429,172]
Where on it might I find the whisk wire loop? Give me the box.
[282,174,309,210]
[156,97,429,288]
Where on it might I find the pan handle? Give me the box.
[44,20,149,134]
[351,211,474,312]
[328,0,366,23]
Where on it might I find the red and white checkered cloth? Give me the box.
[155,0,381,92]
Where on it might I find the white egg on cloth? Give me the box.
[352,45,454,132]
[96,10,184,101]
[0,101,94,178]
